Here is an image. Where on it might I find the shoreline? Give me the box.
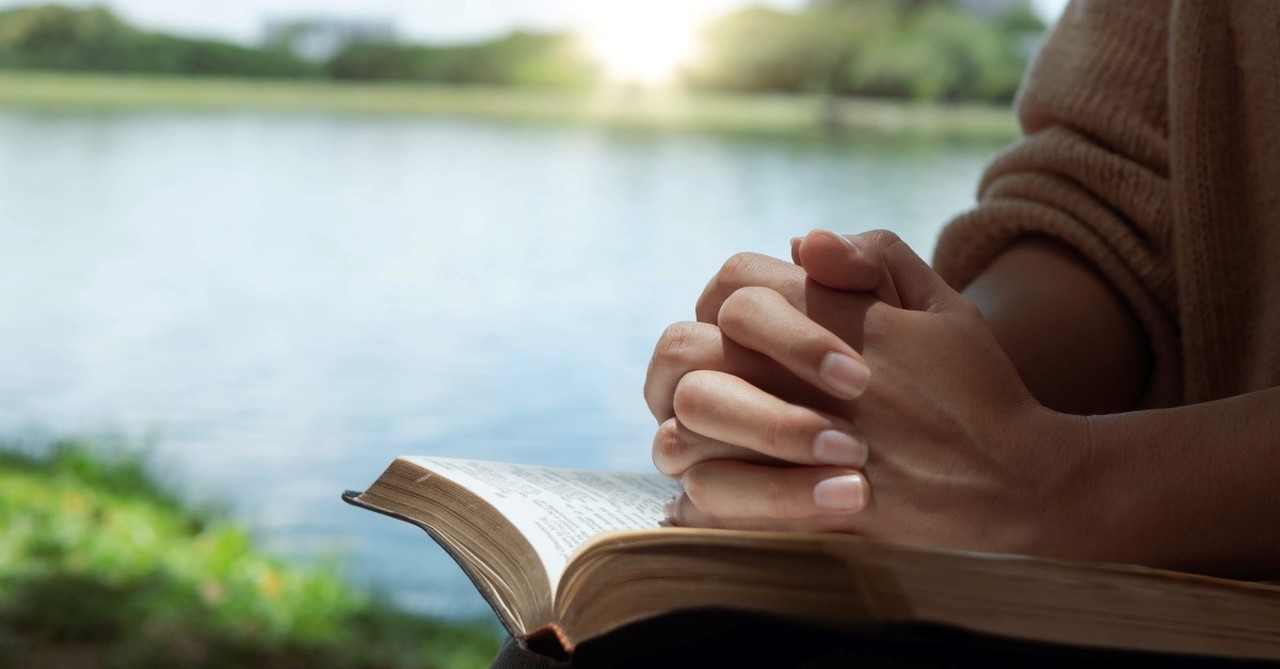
[0,71,1018,141]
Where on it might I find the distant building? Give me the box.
[263,18,396,61]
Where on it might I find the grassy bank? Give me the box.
[0,441,500,669]
[0,71,1018,141]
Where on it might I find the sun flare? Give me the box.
[583,5,704,84]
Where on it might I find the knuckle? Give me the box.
[653,321,700,366]
[700,253,792,323]
[872,299,900,322]
[792,324,835,361]
[766,405,807,455]
[720,286,787,336]
[646,323,712,417]
[735,285,777,304]
[863,229,902,248]
[718,252,762,284]
[955,299,984,322]
[651,419,686,476]
[717,287,762,331]
[671,371,710,422]
[760,475,791,518]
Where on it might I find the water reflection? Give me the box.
[0,109,1000,616]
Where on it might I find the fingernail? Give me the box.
[819,352,870,399]
[837,233,861,253]
[790,236,803,247]
[815,228,859,254]
[813,474,868,511]
[663,491,683,526]
[813,430,868,467]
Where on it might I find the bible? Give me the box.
[344,456,1280,660]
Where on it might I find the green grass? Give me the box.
[0,440,501,669]
[0,71,1019,141]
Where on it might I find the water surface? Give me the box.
[0,109,1001,617]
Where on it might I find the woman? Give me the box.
[495,0,1280,665]
[649,0,1280,580]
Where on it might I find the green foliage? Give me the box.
[689,3,1031,102]
[323,42,424,81]
[1000,5,1048,33]
[150,36,316,78]
[0,4,133,70]
[0,440,499,669]
[845,8,1027,101]
[683,8,813,93]
[327,32,596,87]
[0,4,316,77]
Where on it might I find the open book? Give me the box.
[344,456,1280,660]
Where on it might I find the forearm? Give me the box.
[967,239,1279,574]
[963,236,1150,415]
[1047,387,1280,578]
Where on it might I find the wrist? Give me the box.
[1009,405,1119,562]
[1023,407,1167,566]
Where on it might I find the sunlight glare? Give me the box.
[583,4,704,85]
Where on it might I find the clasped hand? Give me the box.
[644,230,1088,556]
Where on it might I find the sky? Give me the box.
[0,0,1071,44]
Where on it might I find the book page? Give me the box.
[406,456,678,592]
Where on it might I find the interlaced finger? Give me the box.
[717,286,872,400]
[677,460,871,520]
[673,370,868,467]
[651,417,779,478]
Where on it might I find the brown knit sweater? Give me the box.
[934,0,1280,407]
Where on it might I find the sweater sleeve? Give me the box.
[932,0,1181,406]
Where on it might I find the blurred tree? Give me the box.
[1000,4,1047,32]
[488,32,598,88]
[690,2,1032,102]
[845,8,1025,101]
[0,5,314,77]
[0,5,134,70]
[325,43,431,81]
[327,32,595,87]
[684,8,814,93]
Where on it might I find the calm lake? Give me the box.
[0,108,1002,618]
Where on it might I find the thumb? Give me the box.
[871,230,962,313]
[796,229,902,308]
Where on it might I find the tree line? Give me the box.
[0,6,315,78]
[0,3,1043,102]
